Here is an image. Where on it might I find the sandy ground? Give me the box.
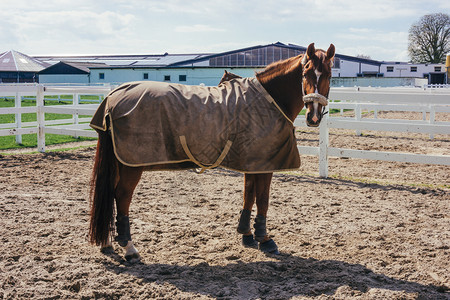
[0,111,449,299]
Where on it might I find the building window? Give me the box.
[434,66,441,72]
[208,45,305,67]
[99,73,105,80]
[179,75,187,82]
[333,58,341,69]
[410,66,417,72]
[164,75,171,81]
[143,73,149,80]
[386,66,394,72]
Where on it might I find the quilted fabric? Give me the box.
[90,77,300,173]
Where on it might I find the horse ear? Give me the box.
[306,43,315,59]
[224,70,229,75]
[327,44,335,60]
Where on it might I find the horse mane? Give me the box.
[256,55,303,84]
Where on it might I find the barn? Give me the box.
[0,50,48,83]
[38,61,109,84]
[8,42,445,86]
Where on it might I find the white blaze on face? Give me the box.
[315,69,322,94]
[312,102,319,123]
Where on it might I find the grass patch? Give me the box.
[0,98,38,124]
[0,142,97,155]
[0,134,97,150]
[0,97,94,124]
[45,143,97,153]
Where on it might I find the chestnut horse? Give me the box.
[218,70,242,84]
[89,43,335,260]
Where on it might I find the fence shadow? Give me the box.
[273,172,446,196]
[193,167,444,196]
[102,251,447,299]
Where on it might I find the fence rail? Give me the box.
[1,84,449,177]
[295,88,450,176]
[329,87,450,104]
[0,84,112,149]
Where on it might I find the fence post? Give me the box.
[429,104,435,140]
[319,109,329,178]
[355,103,361,136]
[15,92,22,144]
[36,84,45,152]
[73,93,79,138]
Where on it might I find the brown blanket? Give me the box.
[90,77,300,173]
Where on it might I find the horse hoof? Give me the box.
[125,252,141,262]
[100,246,114,254]
[259,239,280,255]
[242,234,258,248]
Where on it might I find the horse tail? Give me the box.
[89,129,117,246]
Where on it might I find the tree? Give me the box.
[408,13,450,64]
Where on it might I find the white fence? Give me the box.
[0,84,112,152]
[1,84,449,178]
[295,86,450,176]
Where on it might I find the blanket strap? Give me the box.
[179,136,233,174]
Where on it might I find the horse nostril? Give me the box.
[306,113,319,127]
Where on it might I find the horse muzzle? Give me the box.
[304,93,328,127]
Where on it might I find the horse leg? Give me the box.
[254,173,279,254]
[114,164,143,261]
[237,174,258,248]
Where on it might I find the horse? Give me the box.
[218,70,243,85]
[88,43,335,261]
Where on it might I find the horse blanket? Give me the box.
[90,77,300,173]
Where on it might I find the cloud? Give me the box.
[339,44,410,61]
[316,0,421,21]
[174,24,226,33]
[0,9,135,46]
[236,0,424,23]
[0,0,433,59]
[337,28,408,44]
[348,28,373,34]
[334,27,410,60]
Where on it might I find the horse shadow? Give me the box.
[102,250,448,299]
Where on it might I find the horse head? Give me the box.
[302,43,335,127]
[219,70,242,85]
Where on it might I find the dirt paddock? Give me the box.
[0,112,449,299]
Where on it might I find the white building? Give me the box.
[380,62,446,82]
[33,42,447,87]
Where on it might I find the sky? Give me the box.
[1,0,449,61]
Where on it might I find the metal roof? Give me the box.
[0,50,48,72]
[169,42,382,67]
[169,42,306,67]
[31,42,384,71]
[34,53,212,68]
[38,61,110,74]
[133,54,209,67]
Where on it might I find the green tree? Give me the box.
[408,13,450,63]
